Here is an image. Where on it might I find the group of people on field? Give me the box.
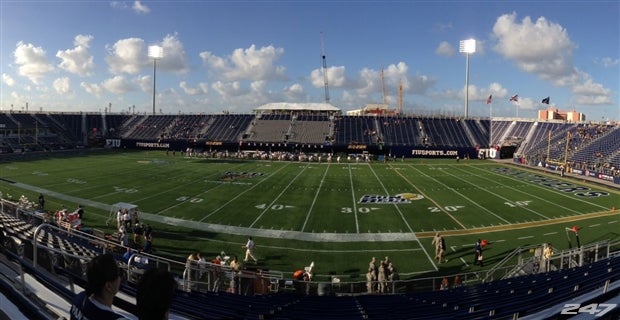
[366,256,400,294]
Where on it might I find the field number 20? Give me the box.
[428,206,464,212]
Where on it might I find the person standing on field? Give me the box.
[243,236,257,263]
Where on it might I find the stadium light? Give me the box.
[459,39,476,118]
[148,45,163,115]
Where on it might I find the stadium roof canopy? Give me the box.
[254,102,341,112]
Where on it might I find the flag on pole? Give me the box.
[486,95,492,104]
[509,94,518,102]
[542,96,550,104]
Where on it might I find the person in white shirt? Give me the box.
[242,236,257,263]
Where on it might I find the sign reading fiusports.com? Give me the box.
[359,193,424,204]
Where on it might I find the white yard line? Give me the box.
[201,162,292,222]
[301,163,331,232]
[348,164,360,233]
[367,164,414,233]
[408,165,511,224]
[249,164,308,228]
[445,167,551,220]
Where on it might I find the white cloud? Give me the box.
[102,75,136,94]
[110,1,128,10]
[211,81,248,99]
[310,65,346,88]
[13,41,54,84]
[493,13,575,79]
[435,41,455,57]
[80,81,103,97]
[2,73,15,86]
[53,77,71,94]
[137,75,152,93]
[105,38,147,75]
[200,44,286,81]
[598,57,619,68]
[492,12,612,106]
[285,83,303,95]
[180,81,209,95]
[158,34,189,74]
[132,1,150,14]
[57,34,95,76]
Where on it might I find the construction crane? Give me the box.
[320,32,330,104]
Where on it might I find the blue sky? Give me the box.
[1,1,618,121]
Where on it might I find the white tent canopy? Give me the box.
[254,102,340,112]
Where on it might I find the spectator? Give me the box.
[143,223,153,241]
[453,275,463,288]
[433,233,447,264]
[377,262,386,293]
[431,233,442,262]
[143,233,153,253]
[38,193,45,210]
[132,223,143,245]
[474,239,483,266]
[75,204,84,219]
[136,268,177,320]
[365,267,376,294]
[123,210,132,230]
[69,253,125,319]
[440,277,449,291]
[119,230,129,248]
[116,209,123,229]
[229,255,240,294]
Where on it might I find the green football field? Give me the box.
[1,150,618,280]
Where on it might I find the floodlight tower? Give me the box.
[459,39,476,118]
[148,45,163,115]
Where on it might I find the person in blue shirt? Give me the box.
[70,253,127,320]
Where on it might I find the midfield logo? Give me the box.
[359,193,424,204]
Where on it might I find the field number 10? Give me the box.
[504,201,531,207]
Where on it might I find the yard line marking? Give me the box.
[518,236,534,239]
[367,164,414,233]
[459,257,469,267]
[390,164,467,229]
[409,164,511,224]
[589,224,601,227]
[544,232,558,236]
[381,164,438,270]
[301,163,331,232]
[446,167,551,220]
[249,164,309,228]
[199,162,292,222]
[348,164,360,233]
[609,221,618,224]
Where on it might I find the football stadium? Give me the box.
[0,108,618,319]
